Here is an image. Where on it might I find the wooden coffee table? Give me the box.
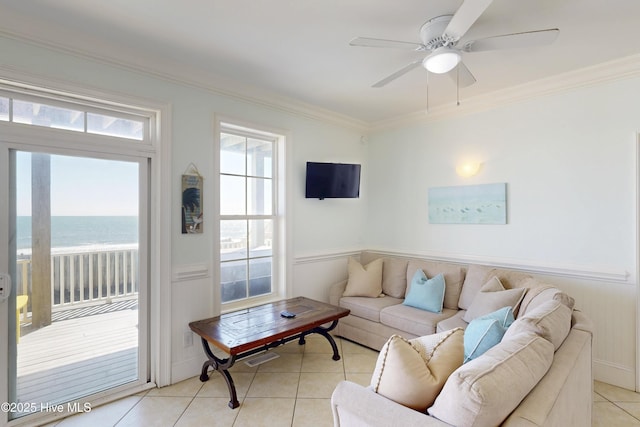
[189,296,350,409]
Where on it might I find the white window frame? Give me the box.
[216,119,288,312]
[0,87,152,144]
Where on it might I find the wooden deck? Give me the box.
[16,306,139,408]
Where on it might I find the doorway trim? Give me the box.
[636,132,640,393]
[0,67,172,425]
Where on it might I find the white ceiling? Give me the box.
[2,0,640,124]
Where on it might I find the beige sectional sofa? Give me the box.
[329,251,593,427]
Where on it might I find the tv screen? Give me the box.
[305,162,361,199]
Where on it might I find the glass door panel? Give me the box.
[8,151,142,420]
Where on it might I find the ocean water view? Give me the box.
[17,216,138,251]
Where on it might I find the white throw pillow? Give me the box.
[462,276,526,322]
[371,328,464,411]
[343,257,383,297]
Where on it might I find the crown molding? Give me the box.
[371,54,640,131]
[3,29,640,134]
[0,30,369,132]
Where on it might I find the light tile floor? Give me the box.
[40,335,640,426]
[594,381,640,426]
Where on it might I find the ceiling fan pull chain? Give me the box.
[426,71,430,113]
[456,65,460,106]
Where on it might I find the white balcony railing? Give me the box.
[16,245,139,323]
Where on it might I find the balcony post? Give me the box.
[31,153,52,329]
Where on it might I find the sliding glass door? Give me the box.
[2,148,149,422]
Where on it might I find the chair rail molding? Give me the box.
[295,247,629,284]
[172,263,210,282]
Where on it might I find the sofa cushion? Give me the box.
[407,260,465,310]
[459,265,532,310]
[518,280,575,317]
[458,264,493,310]
[428,333,554,427]
[462,276,526,323]
[380,304,458,336]
[464,306,514,363]
[343,257,383,298]
[487,268,533,289]
[403,270,445,313]
[382,257,408,299]
[371,329,463,411]
[504,299,572,350]
[339,295,403,322]
[436,310,468,333]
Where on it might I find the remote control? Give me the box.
[280,310,296,318]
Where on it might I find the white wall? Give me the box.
[0,36,367,383]
[365,77,640,389]
[2,34,638,390]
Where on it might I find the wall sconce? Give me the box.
[456,161,481,178]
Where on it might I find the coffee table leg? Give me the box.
[198,338,240,409]
[308,320,342,361]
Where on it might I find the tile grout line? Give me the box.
[290,336,310,426]
[594,386,640,423]
[610,401,640,422]
[171,381,205,427]
[113,390,148,426]
[232,367,258,426]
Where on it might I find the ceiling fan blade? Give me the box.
[444,0,494,42]
[448,61,476,88]
[372,60,423,88]
[349,37,426,51]
[463,28,559,52]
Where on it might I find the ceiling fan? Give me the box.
[350,0,559,88]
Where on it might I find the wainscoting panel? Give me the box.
[293,249,637,390]
[170,274,216,384]
[292,252,358,302]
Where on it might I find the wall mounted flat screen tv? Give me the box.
[305,162,361,200]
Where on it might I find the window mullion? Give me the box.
[244,136,249,218]
[244,137,250,299]
[245,220,250,299]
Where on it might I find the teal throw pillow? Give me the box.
[464,306,515,363]
[402,270,445,313]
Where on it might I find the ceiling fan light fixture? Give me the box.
[423,47,461,74]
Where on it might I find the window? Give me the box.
[0,89,148,141]
[1,96,10,121]
[219,123,283,305]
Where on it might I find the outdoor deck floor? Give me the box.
[15,305,139,410]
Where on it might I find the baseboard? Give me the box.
[594,358,636,391]
[171,356,204,384]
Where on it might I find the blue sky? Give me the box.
[16,152,139,216]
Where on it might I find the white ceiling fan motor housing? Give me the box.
[420,15,454,50]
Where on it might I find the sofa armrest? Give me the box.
[571,309,594,336]
[331,381,452,427]
[329,280,347,306]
